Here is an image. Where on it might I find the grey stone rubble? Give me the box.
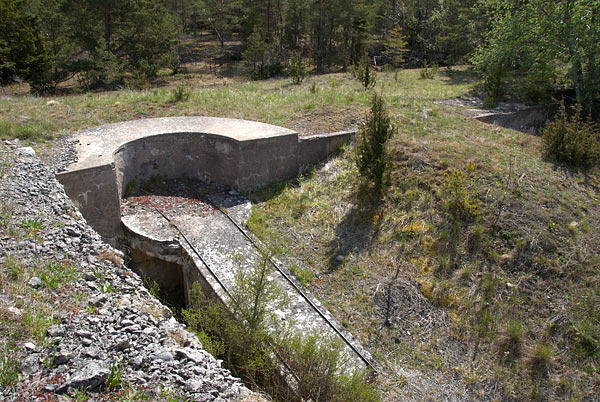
[0,139,261,401]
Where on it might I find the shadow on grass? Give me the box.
[440,67,480,86]
[549,159,600,191]
[326,185,384,271]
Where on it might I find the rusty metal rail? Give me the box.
[206,197,379,373]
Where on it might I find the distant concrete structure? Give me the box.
[56,117,355,240]
[466,104,557,134]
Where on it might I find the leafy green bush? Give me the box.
[277,334,380,402]
[356,93,395,197]
[542,102,600,169]
[182,252,283,393]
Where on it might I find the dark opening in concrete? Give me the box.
[128,248,187,310]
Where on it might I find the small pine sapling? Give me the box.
[356,93,395,197]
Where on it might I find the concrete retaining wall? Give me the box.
[474,104,557,134]
[57,164,121,238]
[56,117,355,240]
[298,131,355,168]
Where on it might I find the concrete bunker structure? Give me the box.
[56,116,373,375]
[56,116,354,240]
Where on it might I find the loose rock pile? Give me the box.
[0,140,259,401]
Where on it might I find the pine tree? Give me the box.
[61,0,181,88]
[356,93,395,197]
[0,0,52,93]
[383,24,408,67]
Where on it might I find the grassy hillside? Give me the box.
[2,66,598,400]
[245,73,600,400]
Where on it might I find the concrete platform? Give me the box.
[56,117,354,239]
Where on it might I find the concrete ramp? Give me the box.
[120,182,374,373]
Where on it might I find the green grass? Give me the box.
[4,64,597,399]
[0,345,19,386]
[242,69,600,400]
[0,67,475,144]
[37,260,79,290]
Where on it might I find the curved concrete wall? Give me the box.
[56,117,355,240]
[113,133,242,198]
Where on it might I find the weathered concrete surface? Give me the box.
[56,117,355,240]
[120,186,373,373]
[466,104,557,134]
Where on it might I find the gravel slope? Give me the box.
[0,139,261,401]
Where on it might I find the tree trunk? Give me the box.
[564,2,584,101]
[104,6,111,49]
[266,0,272,41]
[315,1,325,72]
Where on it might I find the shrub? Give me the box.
[182,250,379,401]
[288,52,306,85]
[419,61,438,80]
[354,52,376,90]
[482,96,497,109]
[541,101,600,169]
[277,334,380,402]
[182,252,283,393]
[356,93,395,197]
[441,166,480,223]
[168,85,190,103]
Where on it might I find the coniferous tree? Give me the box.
[193,0,241,49]
[61,0,181,88]
[383,24,408,67]
[0,0,52,93]
[356,93,395,197]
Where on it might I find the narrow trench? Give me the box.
[118,177,225,314]
[127,249,187,312]
[117,178,283,393]
[115,177,376,401]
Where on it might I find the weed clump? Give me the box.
[542,101,599,169]
[495,320,525,363]
[0,345,19,386]
[441,165,480,223]
[168,85,190,103]
[356,93,395,198]
[525,342,554,377]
